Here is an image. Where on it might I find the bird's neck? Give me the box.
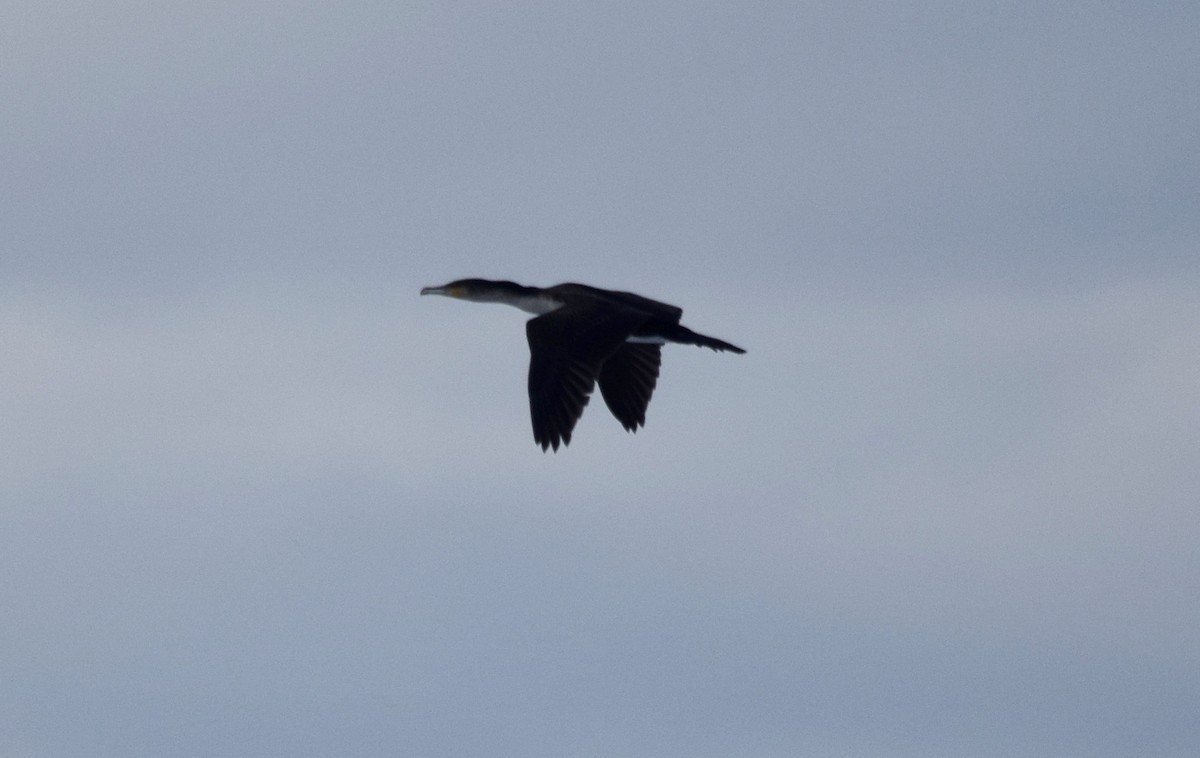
[465,283,562,316]
[508,292,563,316]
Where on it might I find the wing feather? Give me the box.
[526,303,648,451]
[597,344,661,432]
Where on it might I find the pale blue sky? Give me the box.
[3,2,1198,756]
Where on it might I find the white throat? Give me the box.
[511,294,563,316]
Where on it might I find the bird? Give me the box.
[420,278,745,451]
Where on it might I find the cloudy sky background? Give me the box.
[3,2,1198,756]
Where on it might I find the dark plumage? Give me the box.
[420,279,744,451]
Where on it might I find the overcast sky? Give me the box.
[3,2,1198,756]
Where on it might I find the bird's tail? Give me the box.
[666,324,746,354]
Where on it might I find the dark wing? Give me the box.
[551,283,683,322]
[597,344,661,432]
[526,302,648,451]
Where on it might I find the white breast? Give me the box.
[512,294,563,315]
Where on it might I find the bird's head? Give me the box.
[420,278,530,303]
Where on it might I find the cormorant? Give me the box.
[420,278,744,451]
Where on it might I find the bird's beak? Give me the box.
[421,284,461,298]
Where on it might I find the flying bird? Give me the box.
[420,278,745,451]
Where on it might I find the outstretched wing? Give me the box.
[597,344,661,432]
[526,303,647,451]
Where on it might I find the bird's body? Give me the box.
[420,278,744,451]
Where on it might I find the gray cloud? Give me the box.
[2,2,1198,756]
